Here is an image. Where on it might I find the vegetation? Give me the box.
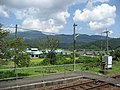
[8,38,30,67]
[1,57,120,79]
[0,24,30,67]
[39,36,59,65]
[0,24,9,61]
[0,23,120,80]
[110,50,120,61]
[7,29,120,50]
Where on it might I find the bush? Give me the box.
[77,56,98,63]
[41,52,56,65]
[55,54,65,65]
[0,70,30,80]
[110,50,120,60]
[0,71,15,79]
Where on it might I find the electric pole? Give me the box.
[103,29,110,55]
[14,24,17,68]
[14,24,18,87]
[73,23,77,71]
[15,24,17,38]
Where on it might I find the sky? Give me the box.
[0,0,120,38]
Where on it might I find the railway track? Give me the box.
[35,78,120,90]
[54,80,110,90]
[54,81,120,90]
[113,75,120,80]
[1,72,120,90]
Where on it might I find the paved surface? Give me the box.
[0,71,120,89]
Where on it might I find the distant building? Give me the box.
[55,49,63,53]
[79,51,106,57]
[26,48,43,58]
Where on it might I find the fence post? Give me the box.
[64,64,65,79]
[15,68,19,90]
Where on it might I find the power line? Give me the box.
[3,25,60,35]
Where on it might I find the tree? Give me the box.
[110,50,120,61]
[0,24,9,61]
[9,38,30,67]
[39,36,59,65]
[0,23,30,67]
[38,36,59,51]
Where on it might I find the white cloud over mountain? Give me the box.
[0,0,116,34]
[74,4,116,30]
[0,0,87,33]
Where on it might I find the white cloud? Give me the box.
[0,5,9,17]
[21,18,63,33]
[55,11,70,25]
[109,30,113,35]
[1,0,87,33]
[87,0,110,9]
[74,4,116,30]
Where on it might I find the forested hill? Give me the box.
[7,30,107,43]
[7,30,120,50]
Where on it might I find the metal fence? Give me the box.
[0,63,86,89]
[0,63,84,81]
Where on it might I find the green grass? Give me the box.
[0,58,44,69]
[0,57,120,80]
[31,58,44,63]
[84,60,120,75]
[107,61,120,75]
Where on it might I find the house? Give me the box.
[55,49,63,53]
[26,48,43,58]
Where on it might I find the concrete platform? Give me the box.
[0,71,120,90]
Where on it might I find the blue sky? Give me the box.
[0,0,120,38]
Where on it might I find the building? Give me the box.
[26,48,43,58]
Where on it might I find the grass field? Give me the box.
[31,58,44,63]
[0,57,120,80]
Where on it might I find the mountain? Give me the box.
[55,34,106,43]
[7,31,120,50]
[7,30,46,39]
[7,30,107,43]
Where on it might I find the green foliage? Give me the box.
[42,52,56,65]
[38,36,59,65]
[47,52,56,64]
[110,50,120,61]
[0,25,31,67]
[8,38,30,67]
[38,36,59,52]
[77,56,98,63]
[64,58,73,64]
[0,70,30,79]
[55,54,66,65]
[14,53,30,67]
[0,70,15,79]
[0,24,9,60]
[114,50,120,58]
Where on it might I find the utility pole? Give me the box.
[103,29,110,55]
[14,24,18,87]
[14,24,17,68]
[73,23,77,71]
[15,24,17,38]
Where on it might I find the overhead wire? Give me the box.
[3,25,60,35]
